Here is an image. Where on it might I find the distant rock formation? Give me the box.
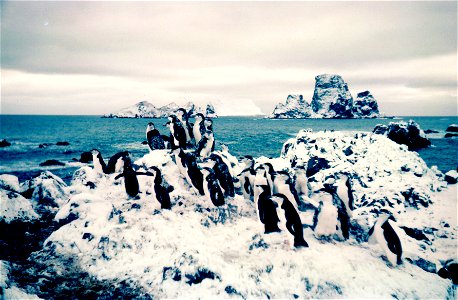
[270,95,312,118]
[103,101,218,118]
[269,74,382,119]
[446,124,458,133]
[373,120,431,150]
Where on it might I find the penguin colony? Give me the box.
[87,107,407,266]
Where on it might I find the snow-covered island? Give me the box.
[1,127,456,298]
[103,101,218,118]
[270,74,384,119]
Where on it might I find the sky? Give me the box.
[1,1,457,116]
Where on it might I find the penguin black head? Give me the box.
[262,163,275,174]
[194,113,205,121]
[204,118,213,130]
[270,193,288,205]
[168,115,178,123]
[256,184,270,193]
[147,122,155,130]
[175,108,188,120]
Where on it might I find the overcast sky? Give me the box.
[1,1,457,116]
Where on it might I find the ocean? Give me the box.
[0,115,457,183]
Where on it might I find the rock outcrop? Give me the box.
[446,124,458,133]
[373,120,431,150]
[103,101,218,118]
[270,95,313,118]
[269,74,382,119]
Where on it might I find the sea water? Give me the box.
[1,115,457,183]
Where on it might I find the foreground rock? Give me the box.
[445,124,458,132]
[444,170,458,184]
[103,101,218,118]
[270,74,382,119]
[373,120,431,150]
[0,139,11,147]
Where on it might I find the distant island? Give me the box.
[269,74,385,119]
[103,101,218,118]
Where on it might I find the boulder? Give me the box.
[306,156,330,178]
[444,170,457,184]
[311,74,354,118]
[373,120,431,150]
[424,129,439,134]
[0,174,21,193]
[445,124,458,132]
[0,139,11,147]
[39,160,66,167]
[352,91,380,118]
[270,95,313,118]
[444,133,458,138]
[56,141,70,146]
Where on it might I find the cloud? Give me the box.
[1,1,456,116]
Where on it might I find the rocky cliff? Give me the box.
[270,74,382,119]
[103,101,218,118]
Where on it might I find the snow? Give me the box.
[212,99,264,116]
[0,189,39,222]
[1,130,456,298]
[0,174,21,192]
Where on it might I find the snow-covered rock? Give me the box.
[311,74,354,118]
[0,174,21,193]
[0,261,41,299]
[373,120,431,150]
[269,74,381,119]
[269,95,313,118]
[352,91,380,118]
[103,101,217,118]
[0,189,39,223]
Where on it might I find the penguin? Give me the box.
[334,174,355,217]
[204,118,213,132]
[106,151,129,174]
[148,166,173,209]
[238,156,255,200]
[270,193,309,248]
[323,178,351,240]
[293,166,313,199]
[114,157,151,198]
[172,149,204,195]
[200,167,225,207]
[368,214,403,266]
[193,113,206,146]
[253,166,271,221]
[196,130,215,159]
[272,170,302,209]
[312,191,340,238]
[175,108,194,146]
[167,115,187,149]
[91,149,107,174]
[262,163,275,194]
[146,122,166,151]
[257,185,281,234]
[206,153,235,197]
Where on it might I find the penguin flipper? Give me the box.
[114,173,125,180]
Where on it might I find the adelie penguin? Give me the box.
[200,167,225,207]
[91,149,107,175]
[368,213,403,266]
[167,115,187,150]
[193,113,206,146]
[146,122,166,151]
[257,184,281,234]
[148,166,174,209]
[206,153,235,197]
[106,151,130,174]
[271,193,309,248]
[175,108,194,146]
[196,130,215,159]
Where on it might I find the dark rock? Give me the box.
[352,91,380,118]
[311,74,354,118]
[306,156,330,178]
[38,143,50,149]
[400,226,429,241]
[0,139,11,147]
[406,257,436,273]
[438,261,458,284]
[163,267,182,281]
[185,268,218,285]
[79,151,93,163]
[373,120,431,150]
[343,146,353,156]
[444,133,458,138]
[130,203,141,210]
[56,141,70,146]
[424,129,439,134]
[39,160,66,167]
[446,124,458,132]
[444,170,458,184]
[82,232,94,241]
[141,141,148,145]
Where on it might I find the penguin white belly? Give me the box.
[239,174,251,199]
[202,179,211,203]
[181,121,191,142]
[92,155,104,174]
[336,183,352,217]
[201,138,214,158]
[114,157,124,173]
[174,154,187,178]
[193,125,202,144]
[275,207,295,248]
[315,202,339,237]
[295,175,310,196]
